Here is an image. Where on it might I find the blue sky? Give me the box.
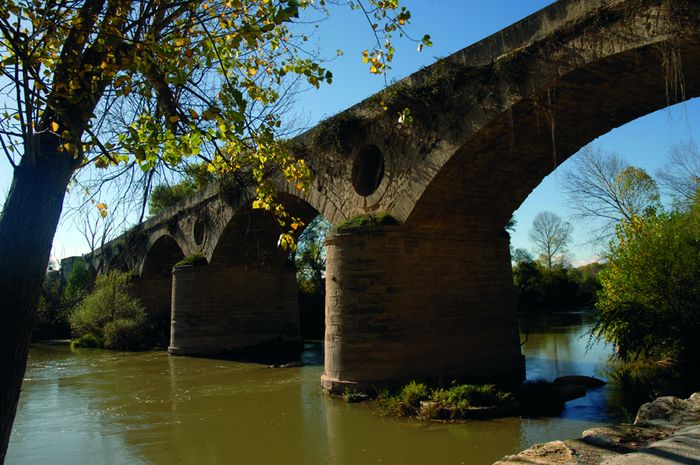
[1,0,698,263]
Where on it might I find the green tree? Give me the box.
[148,163,216,216]
[528,211,572,270]
[0,1,429,456]
[593,196,700,364]
[62,258,94,308]
[294,215,330,338]
[69,270,147,350]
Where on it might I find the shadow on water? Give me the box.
[8,310,629,465]
[519,309,625,424]
[174,341,324,367]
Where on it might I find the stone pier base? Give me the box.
[168,262,301,356]
[321,226,524,393]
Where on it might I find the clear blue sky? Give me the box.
[1,0,698,263]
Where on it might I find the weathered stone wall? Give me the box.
[169,262,301,355]
[322,226,524,393]
[77,0,700,389]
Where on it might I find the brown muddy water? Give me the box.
[7,311,624,465]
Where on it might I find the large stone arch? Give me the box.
[405,19,700,230]
[169,194,320,357]
[320,0,700,392]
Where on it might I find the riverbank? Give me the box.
[495,392,700,464]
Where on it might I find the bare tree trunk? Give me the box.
[0,134,75,462]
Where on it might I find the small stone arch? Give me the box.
[132,234,186,345]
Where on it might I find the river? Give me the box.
[7,310,624,465]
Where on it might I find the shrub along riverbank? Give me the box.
[373,377,606,421]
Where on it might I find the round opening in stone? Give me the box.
[351,144,385,196]
[193,218,205,245]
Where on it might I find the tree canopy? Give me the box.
[593,194,700,365]
[0,1,430,459]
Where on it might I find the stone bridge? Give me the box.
[84,0,700,392]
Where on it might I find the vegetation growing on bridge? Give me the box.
[335,212,399,231]
[149,164,217,217]
[174,253,208,269]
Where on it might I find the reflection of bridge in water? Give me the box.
[74,0,700,392]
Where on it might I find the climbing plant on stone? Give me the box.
[0,0,428,460]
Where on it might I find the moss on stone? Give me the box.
[174,253,207,268]
[335,212,399,231]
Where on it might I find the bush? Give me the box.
[377,381,429,417]
[71,333,103,349]
[104,318,146,350]
[377,381,515,420]
[69,270,148,350]
[605,355,683,407]
[593,196,700,363]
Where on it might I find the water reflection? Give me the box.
[8,311,622,465]
[520,310,624,424]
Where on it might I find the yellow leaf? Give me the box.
[50,121,59,132]
[168,115,180,123]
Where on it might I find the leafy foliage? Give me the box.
[593,195,700,363]
[149,163,217,216]
[34,259,95,340]
[0,0,429,250]
[69,270,147,351]
[377,381,429,417]
[377,381,515,420]
[295,216,330,339]
[512,256,602,312]
[62,259,94,307]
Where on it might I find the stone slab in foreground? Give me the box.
[494,392,700,465]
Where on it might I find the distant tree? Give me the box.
[149,163,217,216]
[62,259,94,309]
[511,247,533,264]
[529,211,572,270]
[512,260,544,311]
[294,216,330,339]
[657,140,700,206]
[295,216,330,295]
[564,146,660,239]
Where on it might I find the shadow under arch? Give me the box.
[406,37,700,231]
[169,192,323,363]
[133,234,186,346]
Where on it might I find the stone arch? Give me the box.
[169,193,321,356]
[132,234,186,345]
[140,233,187,276]
[208,194,320,267]
[406,28,700,231]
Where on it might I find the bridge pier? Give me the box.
[321,226,524,393]
[168,261,301,356]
